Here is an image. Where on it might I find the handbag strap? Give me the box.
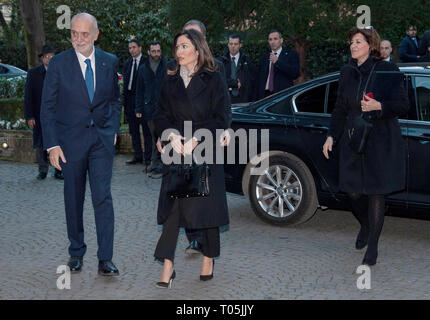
[360,61,378,118]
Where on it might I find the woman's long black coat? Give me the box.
[154,68,232,228]
[328,57,409,195]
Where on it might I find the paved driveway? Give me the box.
[1,156,429,299]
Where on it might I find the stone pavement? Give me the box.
[1,155,430,300]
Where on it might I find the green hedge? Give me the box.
[0,77,26,99]
[0,98,24,122]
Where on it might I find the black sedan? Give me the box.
[224,63,430,225]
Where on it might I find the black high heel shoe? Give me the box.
[200,260,214,281]
[156,269,176,289]
[355,227,369,250]
[362,245,378,266]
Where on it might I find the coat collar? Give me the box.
[168,66,213,100]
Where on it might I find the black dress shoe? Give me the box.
[54,171,64,180]
[37,172,47,180]
[126,157,143,165]
[98,260,119,276]
[185,240,202,255]
[67,256,83,273]
[355,227,369,250]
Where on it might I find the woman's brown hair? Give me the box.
[347,27,382,60]
[167,29,217,76]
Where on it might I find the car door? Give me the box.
[293,78,340,195]
[405,74,430,207]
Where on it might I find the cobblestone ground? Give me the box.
[1,155,430,300]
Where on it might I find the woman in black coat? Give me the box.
[153,29,232,288]
[323,27,409,266]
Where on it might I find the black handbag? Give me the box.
[166,163,210,199]
[347,114,373,154]
[347,62,377,154]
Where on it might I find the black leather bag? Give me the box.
[347,114,373,154]
[166,163,210,199]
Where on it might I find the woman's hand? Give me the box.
[322,136,334,159]
[168,132,185,154]
[183,138,198,155]
[361,95,382,112]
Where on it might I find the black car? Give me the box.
[224,63,430,225]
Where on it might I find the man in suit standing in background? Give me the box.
[123,39,152,167]
[220,34,256,103]
[24,44,63,180]
[256,30,300,100]
[398,25,421,62]
[41,13,121,276]
[380,40,395,62]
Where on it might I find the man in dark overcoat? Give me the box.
[135,41,167,178]
[24,44,63,180]
[256,30,300,100]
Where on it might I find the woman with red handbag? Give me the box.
[322,27,409,266]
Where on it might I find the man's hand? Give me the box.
[237,80,241,89]
[322,136,333,159]
[269,53,278,64]
[219,130,231,147]
[114,133,117,145]
[48,146,67,171]
[27,119,35,129]
[136,113,142,118]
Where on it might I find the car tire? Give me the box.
[248,155,318,226]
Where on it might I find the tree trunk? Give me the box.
[18,0,45,69]
[289,35,309,84]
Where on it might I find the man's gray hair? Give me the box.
[183,19,206,37]
[71,12,99,31]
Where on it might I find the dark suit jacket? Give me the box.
[135,57,167,120]
[122,56,145,118]
[257,46,300,100]
[40,47,122,160]
[418,30,430,57]
[220,50,256,103]
[398,35,420,62]
[24,64,46,147]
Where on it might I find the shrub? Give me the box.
[0,98,25,123]
[0,76,26,99]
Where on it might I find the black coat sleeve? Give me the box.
[135,66,145,114]
[24,69,35,120]
[328,67,348,142]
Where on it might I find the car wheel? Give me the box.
[248,155,318,225]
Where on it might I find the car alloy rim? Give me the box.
[255,164,303,218]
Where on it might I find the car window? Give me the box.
[266,98,292,115]
[0,66,8,74]
[415,76,430,121]
[400,75,418,120]
[294,84,326,113]
[326,81,338,114]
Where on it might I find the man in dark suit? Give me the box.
[123,39,152,167]
[24,45,63,180]
[398,25,421,62]
[220,34,256,103]
[256,30,300,100]
[135,41,167,179]
[418,29,430,62]
[41,13,121,276]
[380,40,395,62]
